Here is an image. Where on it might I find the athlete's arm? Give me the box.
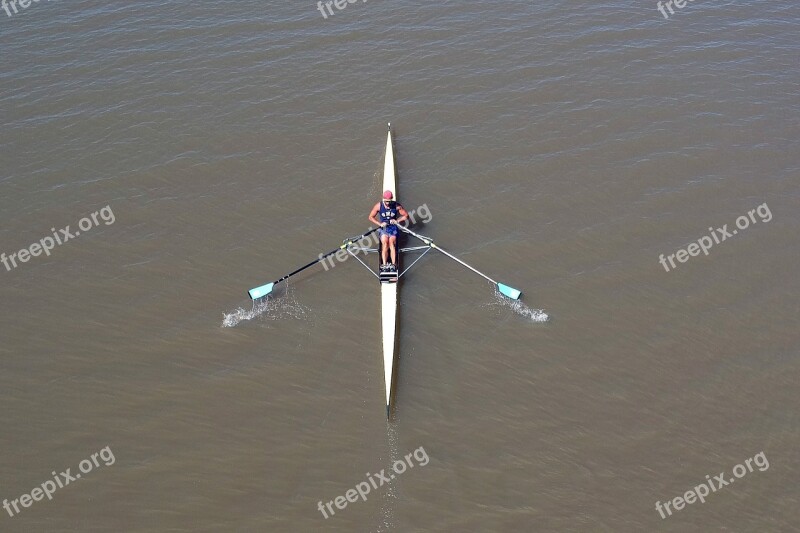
[369,203,385,227]
[393,205,409,225]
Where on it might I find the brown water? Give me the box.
[1,0,799,531]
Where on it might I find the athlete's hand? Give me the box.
[380,222,387,228]
[390,219,397,225]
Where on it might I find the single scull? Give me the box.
[245,123,525,420]
[380,124,399,416]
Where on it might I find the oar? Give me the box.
[398,225,522,300]
[247,227,381,300]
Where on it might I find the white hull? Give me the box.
[381,284,397,411]
[381,125,398,416]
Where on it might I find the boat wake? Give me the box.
[375,424,399,532]
[488,289,550,323]
[221,284,307,327]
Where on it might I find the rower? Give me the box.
[369,190,408,271]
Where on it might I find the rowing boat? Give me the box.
[380,124,399,417]
[245,123,525,420]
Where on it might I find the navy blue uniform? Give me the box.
[379,201,401,237]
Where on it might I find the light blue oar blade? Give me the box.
[248,282,275,300]
[497,283,522,300]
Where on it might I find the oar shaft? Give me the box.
[399,226,498,284]
[432,245,498,285]
[249,226,382,299]
[270,227,380,285]
[274,255,330,285]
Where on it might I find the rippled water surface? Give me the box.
[1,1,799,531]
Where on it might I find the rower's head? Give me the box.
[382,190,395,205]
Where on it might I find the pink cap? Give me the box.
[383,190,394,200]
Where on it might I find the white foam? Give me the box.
[221,284,307,327]
[488,288,549,323]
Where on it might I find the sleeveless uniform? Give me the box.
[379,201,401,237]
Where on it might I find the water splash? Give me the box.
[221,284,307,327]
[487,289,550,323]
